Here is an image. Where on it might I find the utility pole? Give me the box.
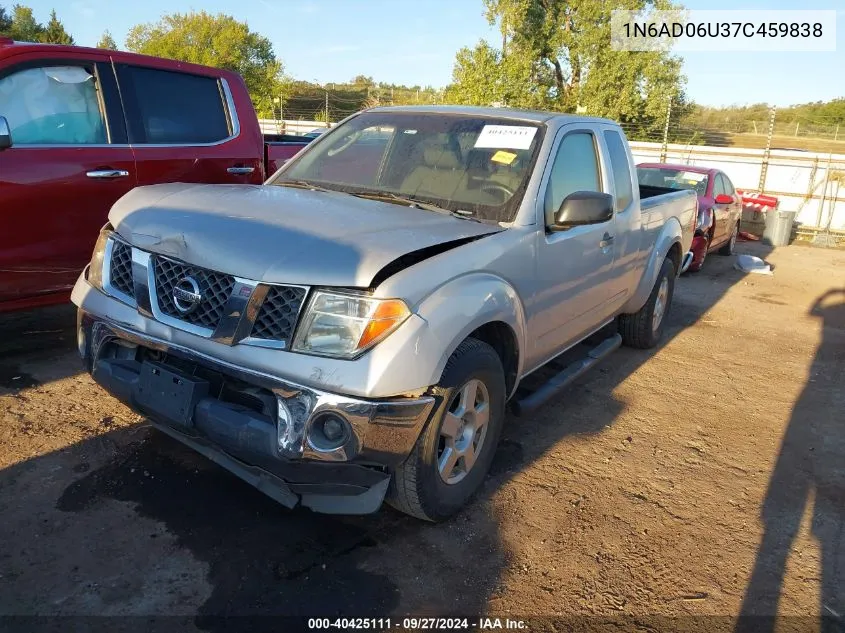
[659,96,672,162]
[325,89,329,128]
[758,106,777,193]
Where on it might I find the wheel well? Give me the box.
[667,242,682,275]
[468,321,519,395]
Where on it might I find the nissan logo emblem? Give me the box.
[172,276,203,314]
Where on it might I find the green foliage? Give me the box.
[446,0,687,122]
[4,4,43,41]
[96,30,117,50]
[445,40,548,109]
[279,78,441,122]
[125,11,284,118]
[39,9,73,45]
[0,5,72,44]
[0,6,11,34]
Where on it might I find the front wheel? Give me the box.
[618,257,676,349]
[387,338,506,522]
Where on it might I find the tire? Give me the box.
[387,337,506,522]
[618,257,676,350]
[720,222,739,255]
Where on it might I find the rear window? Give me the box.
[119,66,230,144]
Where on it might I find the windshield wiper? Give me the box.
[275,179,338,194]
[349,191,479,221]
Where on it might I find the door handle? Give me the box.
[599,233,615,248]
[86,169,129,179]
[227,166,255,175]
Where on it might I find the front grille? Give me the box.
[153,257,234,330]
[250,285,307,342]
[109,240,134,296]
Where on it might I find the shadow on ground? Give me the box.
[0,304,78,390]
[735,287,845,633]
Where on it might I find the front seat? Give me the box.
[400,138,465,200]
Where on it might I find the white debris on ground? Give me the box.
[735,253,773,275]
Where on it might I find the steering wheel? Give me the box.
[326,130,360,157]
[480,184,515,201]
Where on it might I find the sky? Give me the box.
[20,0,845,108]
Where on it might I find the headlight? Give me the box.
[292,291,411,359]
[88,225,112,291]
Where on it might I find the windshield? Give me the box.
[637,167,709,197]
[270,111,545,223]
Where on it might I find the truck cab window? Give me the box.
[603,130,633,212]
[544,132,601,226]
[0,65,106,145]
[119,66,230,144]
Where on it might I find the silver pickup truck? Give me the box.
[72,106,696,521]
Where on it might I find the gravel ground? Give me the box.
[1,241,844,632]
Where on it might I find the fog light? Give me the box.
[323,416,344,441]
[308,413,350,452]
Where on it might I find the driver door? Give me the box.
[530,127,618,364]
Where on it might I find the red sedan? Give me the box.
[637,163,742,272]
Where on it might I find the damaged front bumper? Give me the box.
[77,312,436,515]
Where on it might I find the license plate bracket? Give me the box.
[136,361,209,428]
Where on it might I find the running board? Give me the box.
[510,333,622,416]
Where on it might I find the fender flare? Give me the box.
[417,272,527,398]
[621,217,683,315]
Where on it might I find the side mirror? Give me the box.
[553,191,614,230]
[715,193,734,205]
[0,116,11,150]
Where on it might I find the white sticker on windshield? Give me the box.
[474,125,537,150]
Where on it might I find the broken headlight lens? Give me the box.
[291,291,410,359]
[87,225,112,291]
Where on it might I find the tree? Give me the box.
[0,6,13,36]
[350,75,375,87]
[7,4,44,42]
[446,0,687,122]
[39,9,74,45]
[96,30,117,50]
[445,39,550,109]
[125,11,284,117]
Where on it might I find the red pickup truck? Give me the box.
[0,39,312,312]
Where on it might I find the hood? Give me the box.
[109,183,502,288]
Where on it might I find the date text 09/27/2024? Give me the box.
[307,618,528,630]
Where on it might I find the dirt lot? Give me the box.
[1,241,844,631]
